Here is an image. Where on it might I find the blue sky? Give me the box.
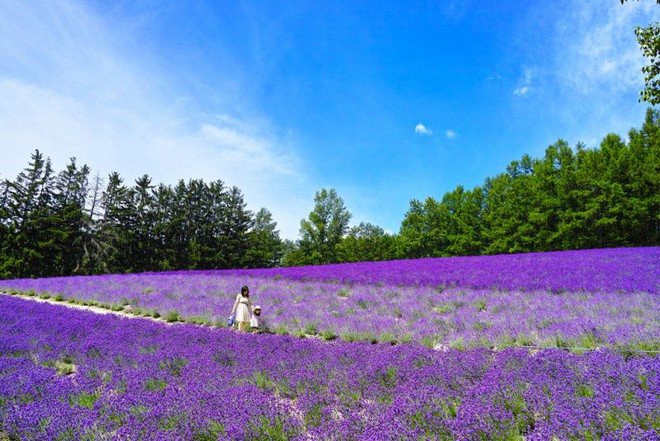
[1,0,658,239]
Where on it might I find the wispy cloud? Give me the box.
[415,123,432,135]
[539,0,660,145]
[513,86,530,96]
[0,0,307,239]
[554,1,654,96]
[513,67,535,97]
[445,130,457,139]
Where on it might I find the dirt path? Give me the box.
[0,291,323,340]
[0,291,181,326]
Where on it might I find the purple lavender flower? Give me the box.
[1,296,659,440]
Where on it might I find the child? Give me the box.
[250,305,268,333]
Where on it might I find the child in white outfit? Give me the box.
[250,305,268,333]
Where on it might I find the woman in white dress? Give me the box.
[231,286,252,331]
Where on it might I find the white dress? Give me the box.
[235,294,251,323]
[250,315,262,329]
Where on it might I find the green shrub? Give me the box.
[473,299,487,312]
[166,310,182,323]
[304,322,319,336]
[321,329,337,341]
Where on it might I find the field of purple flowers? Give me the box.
[222,246,660,294]
[2,296,659,440]
[1,247,658,351]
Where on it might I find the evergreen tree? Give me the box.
[626,108,660,245]
[152,183,176,270]
[131,175,156,271]
[101,172,132,273]
[3,150,56,277]
[245,208,283,268]
[51,158,90,275]
[217,186,253,268]
[0,177,9,278]
[79,173,112,274]
[399,198,439,258]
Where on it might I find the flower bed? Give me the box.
[1,251,659,350]
[1,296,658,440]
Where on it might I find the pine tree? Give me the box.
[4,150,56,277]
[245,208,283,268]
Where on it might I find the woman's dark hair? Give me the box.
[241,286,249,296]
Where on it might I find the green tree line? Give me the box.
[1,110,658,277]
[0,154,283,278]
[396,108,659,258]
[284,109,659,264]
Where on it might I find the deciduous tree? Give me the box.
[299,188,352,264]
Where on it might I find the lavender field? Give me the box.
[1,247,658,351]
[221,247,660,294]
[1,247,659,439]
[1,296,659,440]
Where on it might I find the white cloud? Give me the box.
[0,0,308,239]
[513,86,530,96]
[513,67,535,96]
[536,0,660,146]
[445,130,457,139]
[415,123,432,135]
[554,1,655,96]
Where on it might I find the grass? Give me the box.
[68,390,100,410]
[144,378,168,392]
[303,322,319,336]
[320,329,337,341]
[165,309,183,323]
[473,299,487,312]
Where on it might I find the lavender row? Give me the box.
[222,246,660,294]
[2,272,659,351]
[3,247,657,297]
[1,296,659,440]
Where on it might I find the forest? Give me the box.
[0,109,658,278]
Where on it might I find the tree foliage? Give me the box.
[296,188,352,265]
[337,222,399,263]
[622,0,660,104]
[399,108,660,256]
[0,155,282,278]
[1,110,658,277]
